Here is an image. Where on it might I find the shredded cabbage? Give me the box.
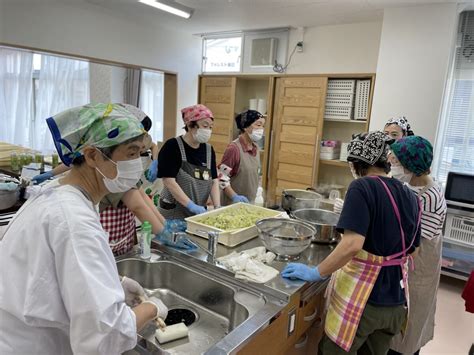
[198,206,275,231]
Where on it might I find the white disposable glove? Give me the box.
[142,296,169,320]
[333,198,344,214]
[121,276,145,307]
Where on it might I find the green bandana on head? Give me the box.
[390,136,433,176]
[47,103,146,166]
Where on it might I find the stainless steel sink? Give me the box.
[117,254,268,354]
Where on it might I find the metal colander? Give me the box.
[256,218,315,261]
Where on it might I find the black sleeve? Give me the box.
[336,180,370,237]
[157,138,181,178]
[211,146,218,179]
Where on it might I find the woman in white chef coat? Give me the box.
[0,103,168,355]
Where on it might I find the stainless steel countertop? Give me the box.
[146,234,334,354]
[152,233,335,301]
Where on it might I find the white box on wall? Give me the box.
[242,30,289,73]
[250,38,278,67]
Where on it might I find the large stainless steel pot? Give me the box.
[0,187,19,211]
[281,189,322,213]
[292,208,340,244]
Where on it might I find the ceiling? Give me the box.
[4,0,465,34]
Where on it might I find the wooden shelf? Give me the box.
[324,119,367,124]
[320,159,349,168]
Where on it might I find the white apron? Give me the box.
[390,182,444,353]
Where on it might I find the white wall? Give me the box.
[110,66,126,103]
[0,0,4,42]
[286,22,382,74]
[89,63,113,104]
[89,63,127,103]
[370,3,458,144]
[0,0,202,135]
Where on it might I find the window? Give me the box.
[202,36,242,73]
[139,70,164,142]
[434,11,474,185]
[0,47,89,152]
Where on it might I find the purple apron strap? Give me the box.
[371,176,421,259]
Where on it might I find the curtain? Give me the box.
[433,11,474,185]
[124,68,141,106]
[0,48,33,147]
[33,54,90,152]
[139,70,164,142]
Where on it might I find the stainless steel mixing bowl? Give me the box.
[256,218,316,261]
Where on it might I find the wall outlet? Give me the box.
[296,41,304,52]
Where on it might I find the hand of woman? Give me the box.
[121,276,145,307]
[281,263,324,282]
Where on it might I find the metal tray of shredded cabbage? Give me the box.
[185,203,283,247]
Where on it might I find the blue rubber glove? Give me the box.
[31,171,54,185]
[145,160,158,182]
[164,219,187,233]
[154,232,197,251]
[232,194,249,203]
[281,263,326,282]
[186,201,206,215]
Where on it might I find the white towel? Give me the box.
[217,247,278,283]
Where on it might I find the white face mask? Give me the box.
[391,164,413,184]
[96,153,144,193]
[249,128,264,142]
[141,156,150,170]
[193,128,212,143]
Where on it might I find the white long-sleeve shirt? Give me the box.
[0,184,137,354]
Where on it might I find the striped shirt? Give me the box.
[418,184,447,240]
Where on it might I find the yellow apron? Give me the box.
[324,177,421,352]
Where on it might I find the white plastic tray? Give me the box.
[185,203,282,247]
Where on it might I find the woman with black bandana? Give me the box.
[384,116,415,141]
[219,110,265,206]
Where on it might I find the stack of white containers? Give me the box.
[339,142,350,162]
[323,79,371,121]
[320,140,341,160]
[354,80,371,121]
[249,98,267,114]
[324,80,356,120]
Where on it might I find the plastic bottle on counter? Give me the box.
[140,221,152,259]
[255,187,264,207]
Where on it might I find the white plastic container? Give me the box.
[255,187,264,207]
[140,221,152,259]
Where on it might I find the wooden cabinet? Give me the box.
[238,293,299,355]
[238,283,328,355]
[198,74,375,203]
[199,75,275,190]
[266,76,327,205]
[317,75,375,193]
[199,77,237,163]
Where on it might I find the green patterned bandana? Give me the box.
[46,103,146,166]
[390,136,433,176]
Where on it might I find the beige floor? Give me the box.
[421,275,474,355]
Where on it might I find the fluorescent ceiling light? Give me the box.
[139,0,194,19]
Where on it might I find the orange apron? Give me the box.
[324,177,422,352]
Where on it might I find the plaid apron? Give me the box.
[100,205,136,256]
[324,177,422,352]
